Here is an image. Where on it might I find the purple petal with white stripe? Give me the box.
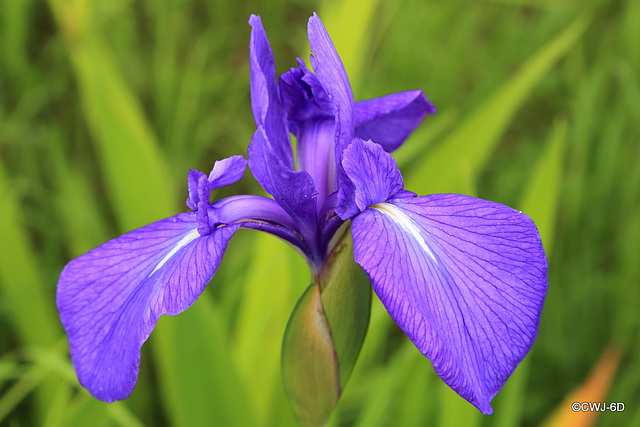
[354,90,436,152]
[351,194,547,413]
[56,213,238,402]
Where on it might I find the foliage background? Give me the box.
[1,0,638,425]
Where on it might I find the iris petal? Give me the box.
[56,213,238,402]
[248,126,318,253]
[336,138,403,219]
[280,59,334,131]
[248,14,294,169]
[307,13,356,204]
[307,13,354,150]
[351,194,547,414]
[207,155,247,189]
[354,90,436,152]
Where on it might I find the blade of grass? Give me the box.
[437,382,480,427]
[0,166,59,352]
[0,163,61,422]
[406,12,591,195]
[352,342,422,427]
[46,0,176,230]
[393,108,459,169]
[50,135,110,254]
[27,345,144,427]
[491,118,567,427]
[520,118,567,252]
[318,0,379,94]
[151,292,256,427]
[0,363,49,424]
[232,233,304,426]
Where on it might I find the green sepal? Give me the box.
[281,224,372,426]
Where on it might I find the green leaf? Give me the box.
[46,0,176,230]
[282,226,371,426]
[491,118,566,426]
[406,12,591,195]
[231,232,304,426]
[318,225,371,389]
[0,166,59,351]
[437,381,481,427]
[282,283,340,427]
[520,118,566,253]
[319,0,379,94]
[151,293,255,427]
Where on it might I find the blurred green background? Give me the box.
[1,0,638,425]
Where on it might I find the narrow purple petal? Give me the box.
[307,13,355,203]
[248,14,294,169]
[248,126,318,253]
[307,13,353,146]
[279,60,338,203]
[351,194,547,414]
[207,155,247,189]
[295,119,337,206]
[354,90,436,152]
[186,155,247,211]
[196,173,213,235]
[186,169,207,210]
[56,213,238,402]
[336,138,403,219]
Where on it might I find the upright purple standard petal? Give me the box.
[248,15,294,169]
[307,13,353,148]
[248,126,319,260]
[351,195,547,413]
[307,13,356,204]
[57,214,238,402]
[354,90,437,152]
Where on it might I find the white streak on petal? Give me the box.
[150,229,200,276]
[372,202,438,265]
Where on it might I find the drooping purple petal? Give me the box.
[208,155,247,189]
[56,213,238,402]
[248,15,294,169]
[351,194,548,414]
[248,126,319,256]
[336,138,403,219]
[354,90,436,152]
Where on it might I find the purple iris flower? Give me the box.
[56,13,547,415]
